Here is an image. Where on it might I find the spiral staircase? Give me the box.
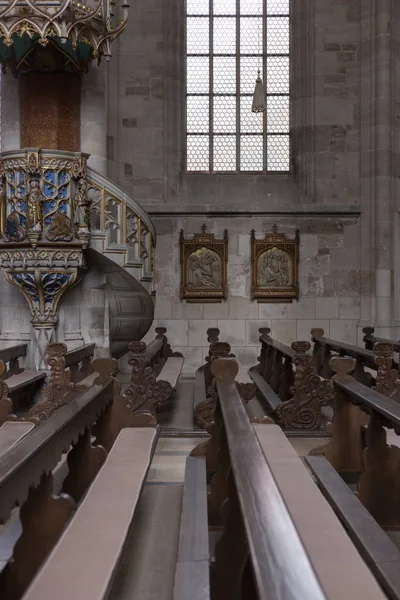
[0,149,156,368]
[86,166,156,358]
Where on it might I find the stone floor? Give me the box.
[147,436,204,484]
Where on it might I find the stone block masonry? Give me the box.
[136,215,363,374]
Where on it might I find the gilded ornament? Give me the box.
[0,0,129,71]
[73,178,92,236]
[251,226,299,302]
[26,179,44,241]
[180,225,228,301]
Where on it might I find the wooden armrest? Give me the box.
[0,422,35,455]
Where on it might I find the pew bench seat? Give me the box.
[248,368,282,412]
[0,422,35,456]
[305,455,400,600]
[253,424,387,600]
[6,370,47,410]
[23,426,158,600]
[157,356,184,391]
[174,456,210,600]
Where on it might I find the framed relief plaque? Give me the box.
[251,225,299,302]
[180,225,228,301]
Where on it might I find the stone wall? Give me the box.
[141,214,362,372]
[104,0,386,372]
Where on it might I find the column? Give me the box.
[1,73,20,151]
[374,0,393,336]
[80,63,108,175]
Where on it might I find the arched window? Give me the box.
[186,0,290,173]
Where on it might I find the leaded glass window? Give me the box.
[186,0,290,173]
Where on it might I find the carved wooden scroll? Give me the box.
[25,343,84,424]
[180,224,228,302]
[124,341,172,416]
[251,225,299,302]
[372,342,400,400]
[276,341,335,430]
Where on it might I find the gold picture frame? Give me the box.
[251,225,299,302]
[180,225,228,302]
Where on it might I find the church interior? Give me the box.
[0,0,399,598]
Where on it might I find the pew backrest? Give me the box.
[0,344,27,380]
[363,327,400,353]
[213,357,387,599]
[0,422,35,456]
[312,329,375,368]
[334,376,400,428]
[65,344,95,383]
[215,370,326,600]
[0,378,114,523]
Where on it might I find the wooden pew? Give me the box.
[0,344,46,411]
[22,427,158,600]
[65,343,95,383]
[0,339,157,600]
[173,456,209,600]
[0,342,100,459]
[121,328,184,422]
[146,326,184,379]
[193,329,255,430]
[0,343,102,428]
[309,356,400,530]
[0,360,37,455]
[305,455,400,600]
[363,327,400,353]
[0,422,34,455]
[250,327,295,399]
[0,344,28,379]
[193,357,387,600]
[193,328,221,429]
[249,328,334,431]
[311,327,379,385]
[0,373,116,598]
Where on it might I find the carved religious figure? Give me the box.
[46,211,74,242]
[1,181,25,242]
[180,225,228,301]
[251,226,299,301]
[73,178,91,236]
[257,248,291,288]
[26,179,44,233]
[187,248,221,289]
[3,211,25,242]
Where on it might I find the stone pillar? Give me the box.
[1,73,20,151]
[374,0,393,336]
[58,286,84,350]
[81,63,108,175]
[0,271,31,346]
